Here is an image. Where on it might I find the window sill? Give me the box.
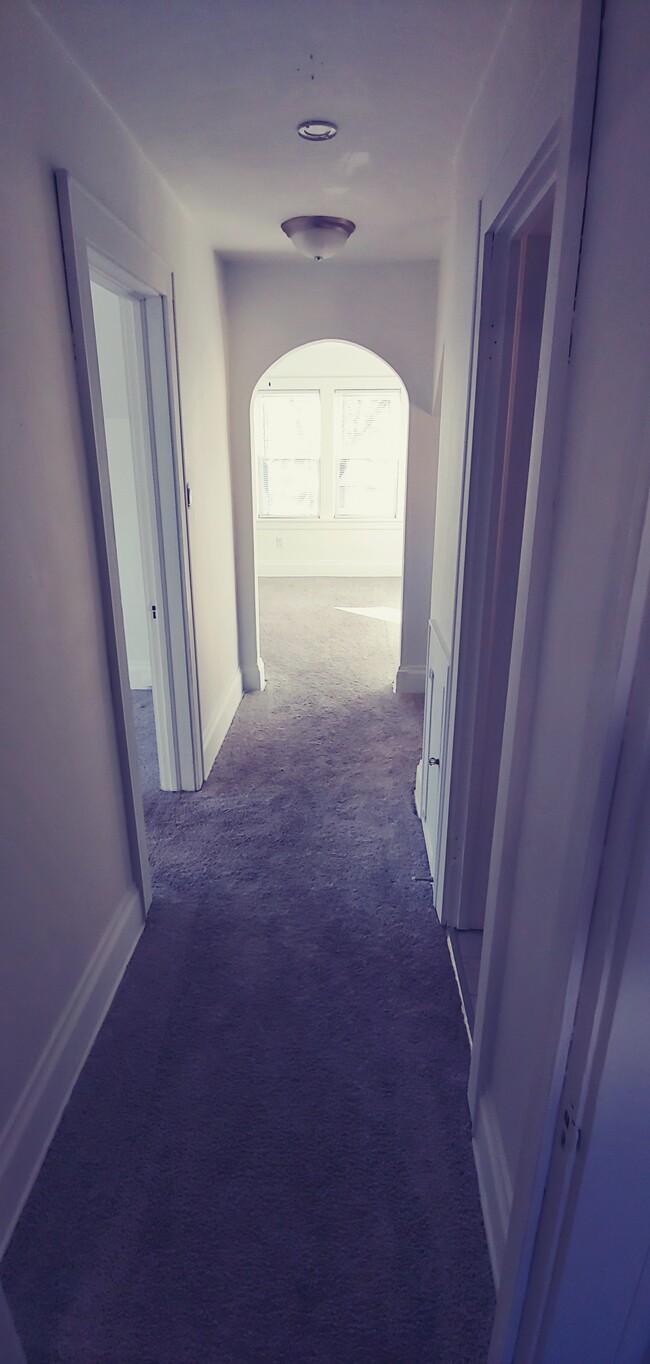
[256,517,404,529]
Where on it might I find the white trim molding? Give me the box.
[0,886,144,1257]
[394,663,426,695]
[242,658,266,693]
[202,668,243,778]
[128,662,152,690]
[473,1092,513,1287]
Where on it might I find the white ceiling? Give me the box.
[36,0,512,261]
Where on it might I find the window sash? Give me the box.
[256,390,321,519]
[334,389,402,520]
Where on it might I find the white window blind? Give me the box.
[256,391,321,518]
[334,389,402,519]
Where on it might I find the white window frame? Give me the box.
[254,387,322,519]
[253,375,407,526]
[333,385,405,521]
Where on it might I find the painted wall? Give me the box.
[419,0,586,1281]
[0,0,239,1252]
[269,341,396,380]
[429,0,580,655]
[255,341,406,579]
[478,0,650,1298]
[256,522,405,579]
[223,259,440,689]
[423,0,650,1328]
[91,282,152,688]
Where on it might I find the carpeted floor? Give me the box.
[3,578,494,1363]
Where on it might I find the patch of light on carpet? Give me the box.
[337,605,401,625]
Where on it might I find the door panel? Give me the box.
[421,622,449,911]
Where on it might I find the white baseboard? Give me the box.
[472,1093,513,1288]
[421,811,436,879]
[202,667,243,777]
[241,657,266,693]
[0,885,144,1258]
[257,563,402,578]
[128,661,152,689]
[394,663,426,694]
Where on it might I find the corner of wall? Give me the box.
[202,667,243,779]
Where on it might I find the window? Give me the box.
[256,390,320,518]
[334,389,402,519]
[254,376,406,523]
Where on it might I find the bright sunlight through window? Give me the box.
[256,391,320,518]
[255,383,404,522]
[334,390,402,519]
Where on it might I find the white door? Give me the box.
[421,622,449,911]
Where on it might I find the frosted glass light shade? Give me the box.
[281,216,356,261]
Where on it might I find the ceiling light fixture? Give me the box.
[281,215,356,261]
[297,119,338,141]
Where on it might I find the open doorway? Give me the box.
[446,188,554,1036]
[251,340,409,693]
[90,279,168,805]
[56,172,203,910]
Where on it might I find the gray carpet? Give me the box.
[3,577,494,1362]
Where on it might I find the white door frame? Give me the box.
[56,171,204,908]
[411,0,601,1350]
[461,5,602,1356]
[247,343,412,683]
[90,276,175,793]
[432,6,602,945]
[444,152,556,935]
[513,473,650,1358]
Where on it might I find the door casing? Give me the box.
[56,171,204,910]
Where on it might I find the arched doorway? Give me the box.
[249,340,410,690]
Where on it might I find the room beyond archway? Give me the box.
[250,339,409,693]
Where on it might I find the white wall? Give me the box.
[430,0,580,654]
[256,522,404,578]
[255,340,406,579]
[481,0,650,1303]
[268,340,397,379]
[91,283,151,688]
[421,0,586,1281]
[423,0,650,1337]
[0,0,240,1253]
[223,259,440,689]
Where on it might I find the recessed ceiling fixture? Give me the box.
[297,120,338,142]
[281,215,356,262]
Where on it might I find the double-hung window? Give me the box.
[255,390,321,518]
[334,389,402,519]
[254,380,405,521]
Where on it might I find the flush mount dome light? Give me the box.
[281,215,355,261]
[297,119,338,141]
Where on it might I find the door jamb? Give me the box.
[441,139,558,935]
[55,171,204,910]
[467,5,604,1356]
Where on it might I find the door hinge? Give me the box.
[151,604,157,620]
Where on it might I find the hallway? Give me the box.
[4,579,493,1363]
